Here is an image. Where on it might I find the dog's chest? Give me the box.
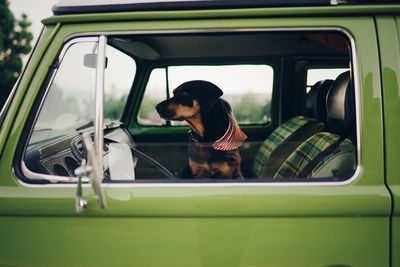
[188,141,237,163]
[187,141,240,178]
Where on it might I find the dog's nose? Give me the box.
[155,103,163,112]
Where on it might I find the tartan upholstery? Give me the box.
[274,132,354,179]
[252,116,317,177]
[311,138,355,177]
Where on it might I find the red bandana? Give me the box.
[191,115,247,151]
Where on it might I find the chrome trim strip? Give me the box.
[95,35,106,174]
[17,27,362,188]
[20,161,90,183]
[15,177,356,188]
[349,28,362,187]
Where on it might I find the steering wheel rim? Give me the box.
[71,131,176,180]
[70,135,86,162]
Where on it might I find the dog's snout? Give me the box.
[155,101,174,119]
[155,103,163,112]
[156,101,169,114]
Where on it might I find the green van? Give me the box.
[1,0,400,266]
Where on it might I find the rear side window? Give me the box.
[138,64,273,125]
[306,68,348,92]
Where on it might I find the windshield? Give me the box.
[29,41,98,144]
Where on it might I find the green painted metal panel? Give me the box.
[0,217,389,267]
[378,16,400,212]
[376,15,400,267]
[0,185,390,217]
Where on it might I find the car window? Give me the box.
[20,31,357,183]
[138,65,273,126]
[31,41,97,143]
[22,39,137,178]
[137,68,168,126]
[306,68,348,92]
[104,45,136,121]
[23,40,97,177]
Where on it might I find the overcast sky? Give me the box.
[9,0,57,46]
[7,0,345,95]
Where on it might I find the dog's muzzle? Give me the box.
[155,101,175,119]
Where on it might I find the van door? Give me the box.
[0,15,391,267]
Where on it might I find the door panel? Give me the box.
[0,216,388,267]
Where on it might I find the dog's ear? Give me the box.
[196,81,223,112]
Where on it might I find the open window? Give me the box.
[19,30,357,184]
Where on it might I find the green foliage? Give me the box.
[105,95,127,120]
[0,0,33,107]
[138,96,159,120]
[231,93,271,124]
[138,92,271,125]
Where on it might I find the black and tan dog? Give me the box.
[155,80,247,179]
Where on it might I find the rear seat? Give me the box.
[274,71,356,179]
[252,79,333,178]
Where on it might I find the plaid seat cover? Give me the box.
[311,138,355,177]
[252,116,315,178]
[274,132,354,179]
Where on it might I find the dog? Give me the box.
[155,80,247,179]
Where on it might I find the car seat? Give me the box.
[252,79,333,178]
[274,71,356,179]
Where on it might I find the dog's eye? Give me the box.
[179,94,193,106]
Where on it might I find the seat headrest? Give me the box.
[326,71,355,136]
[306,79,333,122]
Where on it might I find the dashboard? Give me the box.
[23,125,174,182]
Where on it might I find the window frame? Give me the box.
[14,27,361,186]
[18,36,100,183]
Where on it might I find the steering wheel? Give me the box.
[70,132,176,180]
[70,135,86,162]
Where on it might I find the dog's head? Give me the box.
[155,80,223,121]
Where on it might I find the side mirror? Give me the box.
[84,54,108,69]
[74,133,107,213]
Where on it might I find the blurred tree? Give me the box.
[105,95,127,121]
[0,0,33,108]
[232,93,271,123]
[138,97,159,120]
